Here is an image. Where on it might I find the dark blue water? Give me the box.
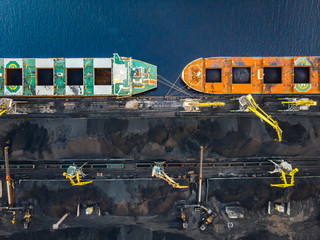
[0,0,319,95]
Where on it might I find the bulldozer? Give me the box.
[63,163,93,186]
[151,162,189,189]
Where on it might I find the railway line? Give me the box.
[1,95,320,119]
[1,156,319,180]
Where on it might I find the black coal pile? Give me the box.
[1,116,320,160]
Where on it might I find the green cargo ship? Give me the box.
[0,53,157,97]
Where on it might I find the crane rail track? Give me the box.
[2,94,320,118]
[0,157,319,179]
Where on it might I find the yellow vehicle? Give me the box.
[152,162,188,189]
[23,206,33,229]
[236,94,282,142]
[268,201,290,215]
[200,211,217,231]
[180,208,188,229]
[63,163,93,186]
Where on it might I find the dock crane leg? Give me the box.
[198,146,203,204]
[4,147,14,208]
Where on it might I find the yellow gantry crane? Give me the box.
[152,162,188,189]
[268,160,299,188]
[182,99,225,112]
[237,94,282,142]
[63,163,93,186]
[279,98,317,111]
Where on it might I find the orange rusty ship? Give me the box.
[181,56,320,94]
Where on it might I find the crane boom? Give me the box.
[152,163,188,189]
[280,98,317,111]
[239,94,282,142]
[183,99,225,112]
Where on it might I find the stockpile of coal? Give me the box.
[0,116,319,160]
[17,180,189,218]
[0,226,194,240]
[0,116,319,239]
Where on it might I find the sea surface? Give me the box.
[0,0,319,96]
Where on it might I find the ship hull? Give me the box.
[0,54,157,97]
[182,56,320,94]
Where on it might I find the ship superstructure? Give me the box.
[0,53,157,97]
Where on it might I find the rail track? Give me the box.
[0,156,319,180]
[1,95,320,118]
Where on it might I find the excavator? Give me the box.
[200,210,218,231]
[63,163,93,186]
[235,94,282,142]
[279,98,317,111]
[182,98,225,112]
[268,160,299,188]
[180,208,188,229]
[151,162,189,189]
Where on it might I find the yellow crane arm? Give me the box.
[0,109,7,116]
[192,102,225,107]
[160,172,188,189]
[245,95,282,142]
[281,100,317,106]
[63,172,92,186]
[152,166,188,189]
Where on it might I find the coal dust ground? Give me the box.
[0,116,320,160]
[0,116,319,239]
